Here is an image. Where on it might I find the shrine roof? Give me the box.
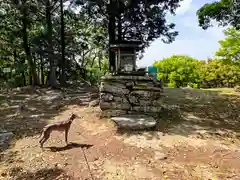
[110,40,142,49]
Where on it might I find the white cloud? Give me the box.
[137,26,225,67]
[137,1,226,67]
[138,27,226,67]
[137,36,219,67]
[175,0,193,15]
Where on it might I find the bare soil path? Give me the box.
[1,87,240,180]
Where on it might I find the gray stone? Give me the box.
[234,85,240,92]
[114,96,129,103]
[100,93,128,103]
[130,90,161,100]
[100,102,131,110]
[101,110,127,118]
[129,96,155,106]
[138,99,153,106]
[89,99,99,107]
[125,82,134,88]
[128,95,139,104]
[154,152,167,160]
[0,132,13,146]
[102,75,153,81]
[132,106,162,113]
[127,111,156,117]
[153,80,164,89]
[132,85,162,92]
[152,100,162,106]
[100,81,129,94]
[111,115,157,130]
[89,93,99,100]
[100,93,114,102]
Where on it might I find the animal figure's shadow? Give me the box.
[47,142,93,152]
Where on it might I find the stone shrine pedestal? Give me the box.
[99,75,163,118]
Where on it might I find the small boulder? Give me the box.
[89,99,99,107]
[0,132,13,147]
[100,110,127,118]
[89,93,99,100]
[234,85,240,92]
[154,151,167,160]
[111,115,156,130]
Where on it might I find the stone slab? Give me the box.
[102,75,153,81]
[132,85,162,92]
[132,106,162,113]
[0,132,13,146]
[101,110,127,118]
[100,102,131,110]
[130,90,161,100]
[100,81,129,94]
[111,115,157,130]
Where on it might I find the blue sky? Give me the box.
[137,0,226,67]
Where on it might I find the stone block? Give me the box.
[111,115,156,130]
[100,93,114,102]
[130,90,161,100]
[132,106,162,113]
[101,110,127,118]
[0,132,13,146]
[101,75,153,81]
[100,81,129,95]
[100,101,131,110]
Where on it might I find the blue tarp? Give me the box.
[147,66,158,80]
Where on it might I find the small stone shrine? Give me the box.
[99,41,163,123]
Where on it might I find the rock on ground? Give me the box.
[89,99,100,107]
[111,115,157,130]
[0,132,13,150]
[234,85,240,92]
[154,151,167,160]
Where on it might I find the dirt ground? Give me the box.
[0,86,240,180]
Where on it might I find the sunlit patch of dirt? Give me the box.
[1,87,240,180]
[101,159,161,180]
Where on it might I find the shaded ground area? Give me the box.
[1,87,240,179]
[0,81,97,151]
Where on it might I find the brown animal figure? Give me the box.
[39,113,80,148]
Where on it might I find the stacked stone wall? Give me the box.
[99,75,163,117]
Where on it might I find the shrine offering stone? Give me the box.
[111,115,157,130]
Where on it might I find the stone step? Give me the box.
[111,115,156,130]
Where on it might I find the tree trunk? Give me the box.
[40,55,44,85]
[46,0,57,88]
[22,6,39,86]
[13,48,17,64]
[98,55,102,71]
[108,1,116,72]
[60,0,66,84]
[22,72,26,86]
[36,55,40,83]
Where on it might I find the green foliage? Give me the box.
[215,27,240,62]
[154,56,240,88]
[154,55,202,88]
[85,58,109,85]
[197,0,240,30]
[0,1,109,88]
[76,0,182,52]
[202,59,240,87]
[154,26,240,89]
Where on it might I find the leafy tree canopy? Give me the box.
[74,0,183,50]
[197,0,240,30]
[154,55,240,88]
[215,27,240,62]
[154,55,202,88]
